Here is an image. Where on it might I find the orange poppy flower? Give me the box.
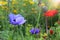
[44,10,58,17]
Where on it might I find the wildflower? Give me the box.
[9,13,26,25]
[50,29,54,35]
[0,1,7,6]
[43,33,48,39]
[30,28,40,34]
[44,10,58,17]
[13,10,17,13]
[12,0,17,5]
[29,1,34,5]
[42,6,48,12]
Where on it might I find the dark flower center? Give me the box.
[13,19,16,22]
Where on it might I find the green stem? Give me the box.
[45,17,48,34]
[36,6,41,27]
[8,0,10,12]
[18,25,24,40]
[51,17,52,27]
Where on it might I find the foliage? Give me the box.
[0,0,60,40]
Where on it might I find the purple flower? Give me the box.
[30,28,40,34]
[9,13,26,25]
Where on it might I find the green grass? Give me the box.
[0,0,60,40]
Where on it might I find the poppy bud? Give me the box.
[42,6,48,13]
[50,30,54,35]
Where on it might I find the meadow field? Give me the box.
[0,0,60,40]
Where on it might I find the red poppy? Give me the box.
[50,30,54,35]
[44,10,58,17]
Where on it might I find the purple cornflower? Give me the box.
[9,13,26,25]
[30,28,40,34]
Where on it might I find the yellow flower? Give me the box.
[13,10,17,13]
[29,1,34,5]
[0,1,2,4]
[43,33,48,39]
[0,1,7,5]
[43,33,48,37]
[12,0,17,4]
